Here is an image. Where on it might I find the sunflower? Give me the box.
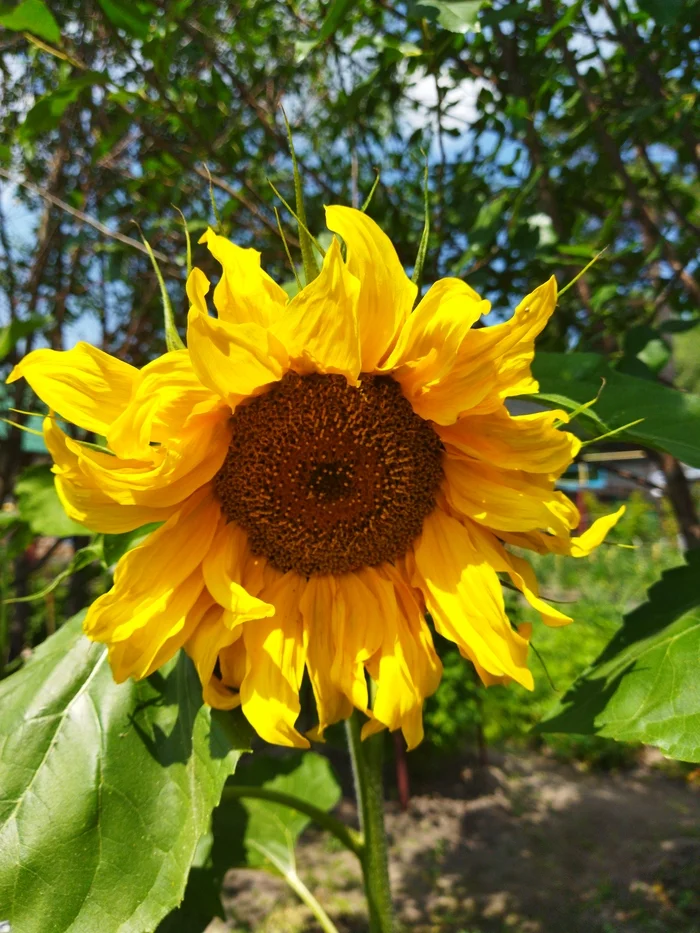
[8,207,623,749]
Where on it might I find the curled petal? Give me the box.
[300,576,352,740]
[500,506,626,558]
[49,406,231,514]
[240,572,309,748]
[362,566,442,750]
[467,521,573,627]
[45,418,177,533]
[437,405,580,475]
[186,602,244,710]
[8,342,138,434]
[325,205,416,369]
[202,520,276,622]
[443,455,579,537]
[107,349,219,460]
[187,309,289,407]
[385,277,488,384]
[108,585,214,683]
[412,507,533,689]
[199,227,288,326]
[272,237,362,384]
[84,487,220,647]
[400,277,557,424]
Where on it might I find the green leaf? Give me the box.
[452,191,509,271]
[536,552,700,763]
[637,0,685,25]
[15,463,88,537]
[155,833,224,933]
[414,0,486,32]
[0,314,50,361]
[102,521,163,566]
[0,0,60,43]
[95,0,152,39]
[532,352,700,467]
[0,615,249,933]
[637,337,671,374]
[215,753,341,873]
[20,73,107,141]
[295,0,355,61]
[535,0,584,51]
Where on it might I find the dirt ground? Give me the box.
[215,751,700,933]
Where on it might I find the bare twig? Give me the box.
[0,168,180,271]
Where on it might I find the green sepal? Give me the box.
[282,109,320,283]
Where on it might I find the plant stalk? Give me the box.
[222,784,363,856]
[345,713,395,933]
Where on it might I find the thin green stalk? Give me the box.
[136,225,185,352]
[345,713,395,933]
[222,784,363,857]
[281,106,320,282]
[248,840,341,933]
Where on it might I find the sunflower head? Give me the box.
[8,205,623,749]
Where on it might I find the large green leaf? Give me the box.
[536,551,700,762]
[20,73,107,141]
[95,0,153,39]
[0,0,60,43]
[215,752,341,873]
[532,351,700,466]
[637,0,685,25]
[0,615,250,932]
[15,463,87,537]
[155,832,223,933]
[414,0,486,32]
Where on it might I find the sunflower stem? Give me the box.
[222,785,363,857]
[345,712,395,933]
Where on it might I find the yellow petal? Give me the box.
[7,342,138,434]
[300,575,352,740]
[45,418,177,533]
[330,571,385,713]
[186,266,211,316]
[84,487,220,645]
[185,601,245,709]
[53,405,231,510]
[325,205,417,369]
[108,584,213,683]
[385,277,488,384]
[362,566,442,750]
[240,572,309,748]
[199,227,288,326]
[437,405,580,475]
[500,506,626,558]
[219,635,247,691]
[467,521,573,627]
[187,308,288,407]
[202,520,276,622]
[272,237,362,384]
[443,455,579,537]
[402,277,557,424]
[107,349,219,460]
[412,507,533,688]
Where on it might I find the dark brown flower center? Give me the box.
[214,372,444,577]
